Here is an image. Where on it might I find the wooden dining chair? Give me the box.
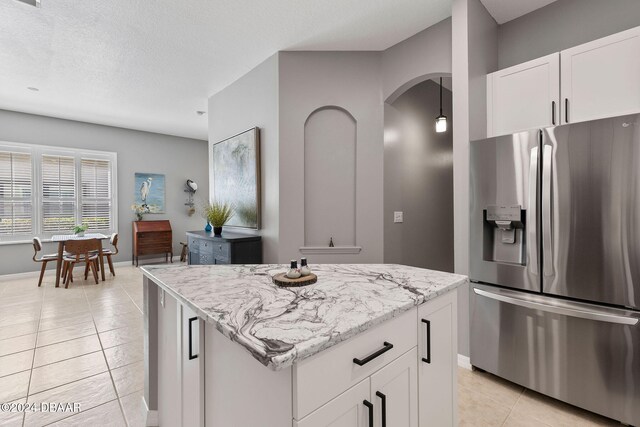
[62,239,101,287]
[98,233,119,277]
[32,237,58,287]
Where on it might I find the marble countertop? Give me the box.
[141,264,467,370]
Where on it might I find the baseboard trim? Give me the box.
[142,396,159,427]
[0,256,182,282]
[458,354,472,370]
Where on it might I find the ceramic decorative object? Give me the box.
[300,258,311,277]
[213,226,223,237]
[286,260,301,279]
[205,222,212,232]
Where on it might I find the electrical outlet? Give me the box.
[394,211,404,223]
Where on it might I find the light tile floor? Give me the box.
[0,265,623,426]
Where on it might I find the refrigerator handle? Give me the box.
[474,288,639,326]
[542,144,553,277]
[527,146,539,275]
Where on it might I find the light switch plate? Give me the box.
[394,211,403,223]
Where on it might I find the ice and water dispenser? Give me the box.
[482,205,526,265]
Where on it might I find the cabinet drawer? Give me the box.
[293,308,417,420]
[188,237,200,253]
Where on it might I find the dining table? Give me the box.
[51,233,108,288]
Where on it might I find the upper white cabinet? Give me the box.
[487,53,560,137]
[561,26,640,124]
[488,26,640,136]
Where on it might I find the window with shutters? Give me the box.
[0,142,117,244]
[80,158,113,231]
[41,154,76,232]
[0,150,33,237]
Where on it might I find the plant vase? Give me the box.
[75,231,85,237]
[205,222,212,232]
[213,226,223,237]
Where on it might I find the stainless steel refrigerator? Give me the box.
[469,113,640,425]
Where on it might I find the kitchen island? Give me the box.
[141,264,467,427]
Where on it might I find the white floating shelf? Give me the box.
[299,246,362,255]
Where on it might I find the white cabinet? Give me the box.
[418,292,457,427]
[561,26,640,124]
[156,290,205,427]
[295,379,372,427]
[181,304,204,427]
[487,53,560,137]
[370,348,418,427]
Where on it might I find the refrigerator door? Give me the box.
[470,283,640,425]
[470,130,541,292]
[543,114,640,309]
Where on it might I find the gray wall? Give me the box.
[498,0,640,68]
[278,51,384,264]
[0,109,208,276]
[384,80,454,272]
[382,18,452,103]
[208,54,280,263]
[452,0,498,357]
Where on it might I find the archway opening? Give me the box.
[383,74,454,272]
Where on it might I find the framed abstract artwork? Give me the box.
[210,127,261,229]
[134,173,166,214]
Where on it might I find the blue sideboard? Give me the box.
[186,230,262,265]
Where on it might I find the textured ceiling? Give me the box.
[0,0,451,140]
[480,0,558,24]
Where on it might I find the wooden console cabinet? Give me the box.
[132,220,173,266]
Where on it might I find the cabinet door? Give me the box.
[370,348,418,427]
[181,304,205,426]
[487,53,560,137]
[295,379,371,427]
[417,292,458,427]
[157,290,181,427]
[561,26,640,124]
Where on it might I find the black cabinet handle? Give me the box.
[376,391,387,427]
[421,319,431,364]
[565,98,569,123]
[363,400,374,427]
[551,101,556,125]
[188,316,198,360]
[353,342,393,366]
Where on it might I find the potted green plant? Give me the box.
[203,202,233,237]
[72,224,88,237]
[131,204,147,221]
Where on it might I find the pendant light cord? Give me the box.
[439,77,443,116]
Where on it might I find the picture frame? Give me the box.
[134,172,166,214]
[209,127,261,229]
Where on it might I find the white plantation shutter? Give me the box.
[81,158,112,231]
[41,155,76,232]
[0,151,33,236]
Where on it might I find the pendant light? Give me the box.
[435,77,447,133]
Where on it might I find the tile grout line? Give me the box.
[82,280,131,426]
[21,279,46,427]
[500,387,526,426]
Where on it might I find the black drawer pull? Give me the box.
[551,101,556,125]
[421,319,431,363]
[188,317,198,360]
[376,391,387,427]
[353,342,393,366]
[565,98,569,123]
[363,400,374,427]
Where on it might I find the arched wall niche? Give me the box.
[303,105,357,248]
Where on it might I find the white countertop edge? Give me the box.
[141,265,468,371]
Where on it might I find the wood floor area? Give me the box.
[0,265,622,426]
